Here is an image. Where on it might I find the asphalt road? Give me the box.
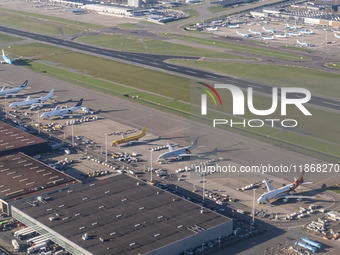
[0,25,340,112]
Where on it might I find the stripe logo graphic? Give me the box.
[197,82,223,115]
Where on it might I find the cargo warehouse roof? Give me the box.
[0,152,80,202]
[0,121,50,156]
[14,174,231,255]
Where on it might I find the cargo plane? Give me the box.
[40,98,84,119]
[258,171,315,205]
[157,137,199,161]
[9,89,54,108]
[0,80,28,97]
[111,126,147,146]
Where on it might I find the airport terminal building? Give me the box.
[11,174,232,255]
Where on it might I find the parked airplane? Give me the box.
[258,171,315,204]
[248,29,261,35]
[157,137,199,161]
[262,27,274,33]
[111,126,147,146]
[275,33,287,38]
[299,30,314,34]
[227,24,239,28]
[297,39,310,47]
[206,27,218,31]
[0,80,28,97]
[334,33,340,38]
[40,98,83,119]
[261,36,275,40]
[287,32,301,36]
[9,89,54,108]
[1,49,18,64]
[236,30,249,37]
[286,24,297,30]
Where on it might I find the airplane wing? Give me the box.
[263,179,274,192]
[177,153,200,158]
[280,195,316,201]
[167,142,174,152]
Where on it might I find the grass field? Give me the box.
[172,59,340,99]
[0,33,23,44]
[0,7,103,29]
[182,9,199,18]
[118,23,140,30]
[77,34,245,58]
[207,5,231,14]
[328,63,340,70]
[9,43,339,159]
[161,33,309,61]
[0,9,91,35]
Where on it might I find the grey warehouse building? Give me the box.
[12,174,232,255]
[0,121,51,156]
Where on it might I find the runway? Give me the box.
[1,25,339,112]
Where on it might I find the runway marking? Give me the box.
[185,70,197,74]
[251,85,262,88]
[204,74,218,79]
[132,58,143,62]
[321,100,340,107]
[153,62,159,65]
[167,66,178,69]
[117,55,126,58]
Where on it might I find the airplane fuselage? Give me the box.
[158,147,190,161]
[258,184,293,203]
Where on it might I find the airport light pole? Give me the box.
[37,109,40,134]
[150,149,153,182]
[252,189,255,225]
[71,123,74,147]
[105,133,108,162]
[4,96,7,119]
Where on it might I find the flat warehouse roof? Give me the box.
[0,152,80,202]
[14,175,231,255]
[0,121,49,156]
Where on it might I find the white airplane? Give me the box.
[297,39,310,47]
[0,80,28,97]
[9,89,54,108]
[227,24,239,28]
[262,26,274,33]
[236,30,249,37]
[40,98,83,119]
[299,30,314,34]
[275,33,287,38]
[157,137,199,161]
[261,36,275,40]
[1,49,18,64]
[206,27,218,31]
[287,32,301,36]
[258,171,315,204]
[286,24,297,30]
[334,33,340,38]
[248,29,261,35]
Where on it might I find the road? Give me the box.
[0,25,340,112]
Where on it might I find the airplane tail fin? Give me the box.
[190,136,199,149]
[1,86,6,92]
[75,98,83,107]
[47,89,54,98]
[2,49,4,57]
[26,96,30,101]
[20,80,28,88]
[141,126,147,135]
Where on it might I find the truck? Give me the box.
[12,239,20,252]
[27,240,48,254]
